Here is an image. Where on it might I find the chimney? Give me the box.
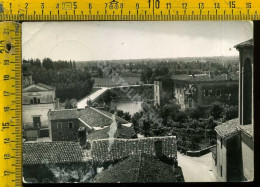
[78,126,87,147]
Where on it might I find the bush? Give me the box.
[210,102,224,120]
[222,105,238,122]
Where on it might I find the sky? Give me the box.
[22,21,253,61]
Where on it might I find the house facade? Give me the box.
[154,74,174,106]
[154,73,238,110]
[22,83,59,140]
[212,39,254,182]
[173,73,238,110]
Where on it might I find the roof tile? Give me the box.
[23,142,84,165]
[93,153,183,182]
[215,118,239,138]
[91,136,177,163]
[234,39,253,49]
[49,107,130,127]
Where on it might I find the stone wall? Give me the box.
[241,131,254,181]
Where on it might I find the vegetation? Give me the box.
[77,56,239,79]
[22,58,94,102]
[132,100,238,152]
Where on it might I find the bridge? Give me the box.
[76,84,153,109]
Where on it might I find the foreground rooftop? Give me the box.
[215,118,239,138]
[93,153,184,183]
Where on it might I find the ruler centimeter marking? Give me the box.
[0,22,22,187]
[0,0,259,21]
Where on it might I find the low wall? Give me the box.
[186,145,216,157]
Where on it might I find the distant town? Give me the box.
[22,39,253,183]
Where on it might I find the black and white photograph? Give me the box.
[21,21,253,183]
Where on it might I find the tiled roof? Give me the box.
[93,153,183,183]
[36,83,55,90]
[48,109,81,120]
[94,108,129,124]
[238,124,253,138]
[215,118,239,138]
[91,136,177,163]
[49,107,130,127]
[234,39,253,49]
[23,83,55,92]
[23,142,84,165]
[88,125,135,141]
[171,73,239,83]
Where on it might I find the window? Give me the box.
[205,89,209,97]
[216,89,221,96]
[220,165,222,177]
[31,97,40,104]
[57,122,62,129]
[209,89,213,96]
[68,122,73,129]
[156,96,158,103]
[33,116,41,128]
[155,85,158,92]
[188,99,192,108]
[220,137,223,149]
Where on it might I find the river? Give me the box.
[110,101,143,116]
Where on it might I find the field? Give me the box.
[93,77,142,87]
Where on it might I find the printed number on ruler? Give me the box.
[0,22,22,187]
[0,0,260,20]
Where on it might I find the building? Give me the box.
[23,141,94,183]
[154,73,239,110]
[48,107,134,142]
[22,83,59,140]
[212,39,254,182]
[23,136,182,183]
[91,136,184,182]
[154,74,174,106]
[91,136,177,164]
[93,153,184,183]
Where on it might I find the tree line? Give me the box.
[22,58,94,102]
[23,58,76,71]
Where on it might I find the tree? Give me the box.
[97,68,103,78]
[222,105,238,122]
[140,67,153,83]
[65,99,73,109]
[73,61,76,69]
[42,58,54,70]
[210,101,224,120]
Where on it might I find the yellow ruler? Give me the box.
[0,0,259,21]
[0,22,22,187]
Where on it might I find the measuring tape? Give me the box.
[0,22,22,187]
[0,0,259,21]
[0,0,259,186]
